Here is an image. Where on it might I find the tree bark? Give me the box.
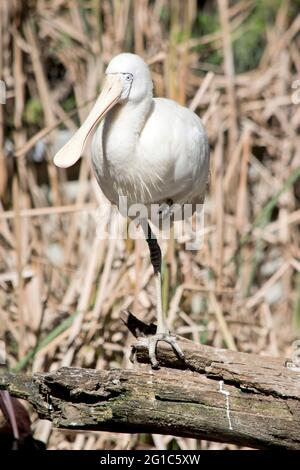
[1,311,300,450]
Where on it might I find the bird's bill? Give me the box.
[53,75,123,168]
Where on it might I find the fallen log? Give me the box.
[0,311,299,449]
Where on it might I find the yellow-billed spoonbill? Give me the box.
[54,53,209,368]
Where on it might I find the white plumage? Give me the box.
[92,97,209,209]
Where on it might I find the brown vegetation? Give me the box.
[0,0,299,450]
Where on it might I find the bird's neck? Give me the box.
[103,93,153,162]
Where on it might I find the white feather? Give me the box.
[91,54,209,214]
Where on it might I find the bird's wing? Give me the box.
[138,98,209,205]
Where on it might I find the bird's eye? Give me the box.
[124,73,132,82]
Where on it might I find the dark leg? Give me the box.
[136,221,184,368]
[145,223,161,275]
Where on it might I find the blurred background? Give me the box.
[0,0,300,450]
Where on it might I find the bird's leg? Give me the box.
[138,222,184,368]
[154,272,166,334]
[145,230,165,333]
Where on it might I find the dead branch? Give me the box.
[1,312,300,450]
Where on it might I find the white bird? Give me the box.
[54,53,209,367]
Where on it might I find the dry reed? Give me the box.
[0,0,299,450]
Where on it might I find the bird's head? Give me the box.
[53,53,152,168]
[106,53,153,103]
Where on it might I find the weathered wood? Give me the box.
[122,310,300,397]
[0,311,300,449]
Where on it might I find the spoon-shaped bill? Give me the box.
[53,75,122,168]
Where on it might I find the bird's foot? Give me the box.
[131,331,185,369]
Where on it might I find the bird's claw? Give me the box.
[148,332,185,368]
[131,332,185,369]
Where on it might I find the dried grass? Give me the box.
[0,0,299,450]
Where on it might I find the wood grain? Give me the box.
[1,312,299,450]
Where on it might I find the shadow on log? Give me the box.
[1,311,300,449]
